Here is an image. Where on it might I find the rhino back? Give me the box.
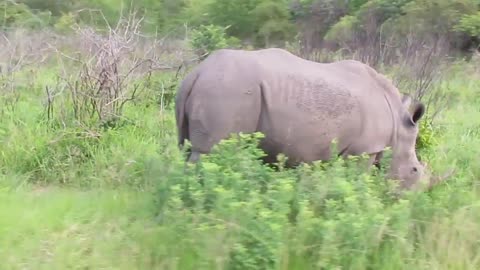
[252,52,395,162]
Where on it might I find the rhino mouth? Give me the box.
[391,161,455,193]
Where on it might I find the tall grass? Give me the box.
[1,29,480,269]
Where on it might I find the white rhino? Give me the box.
[175,48,451,190]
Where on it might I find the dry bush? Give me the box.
[294,21,454,125]
[387,34,454,124]
[46,9,194,128]
[0,29,55,113]
[0,29,55,74]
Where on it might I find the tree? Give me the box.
[456,11,480,38]
[19,0,74,16]
[290,0,349,53]
[1,1,52,29]
[251,0,295,46]
[208,0,259,39]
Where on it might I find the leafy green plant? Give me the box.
[251,0,295,47]
[189,24,239,59]
[455,11,480,38]
[53,12,76,33]
[3,2,480,269]
[154,132,296,269]
[151,132,443,269]
[416,118,438,153]
[0,1,51,29]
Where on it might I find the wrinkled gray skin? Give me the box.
[175,48,447,190]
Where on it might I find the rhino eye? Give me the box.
[412,167,418,173]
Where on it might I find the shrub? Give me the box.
[416,118,438,154]
[189,24,240,59]
[54,12,76,33]
[251,0,296,47]
[455,11,480,38]
[151,132,447,269]
[0,1,51,30]
[46,11,174,129]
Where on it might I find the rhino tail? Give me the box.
[175,70,200,150]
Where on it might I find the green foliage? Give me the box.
[324,0,479,53]
[324,0,414,45]
[368,0,413,20]
[416,119,438,153]
[143,71,183,109]
[21,0,75,16]
[208,0,259,39]
[4,0,480,53]
[177,0,213,28]
[154,133,399,269]
[207,0,295,45]
[134,0,186,33]
[53,12,76,33]
[455,11,480,37]
[190,24,240,58]
[397,0,478,36]
[251,0,295,46]
[0,104,171,187]
[324,15,359,43]
[347,0,369,13]
[2,41,480,268]
[0,1,51,29]
[3,1,480,268]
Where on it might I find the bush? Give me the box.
[54,12,76,33]
[251,0,296,47]
[416,118,439,154]
[455,11,480,38]
[152,132,451,269]
[189,24,240,59]
[0,1,52,29]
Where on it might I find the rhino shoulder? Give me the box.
[329,59,370,75]
[362,64,402,99]
[255,47,296,57]
[199,49,239,64]
[334,59,402,99]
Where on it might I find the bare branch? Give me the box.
[43,8,191,127]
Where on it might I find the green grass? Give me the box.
[1,59,480,269]
[0,186,159,269]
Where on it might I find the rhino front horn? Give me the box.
[427,167,456,190]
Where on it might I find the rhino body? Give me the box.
[175,48,429,189]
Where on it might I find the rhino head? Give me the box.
[387,94,452,191]
[390,94,425,189]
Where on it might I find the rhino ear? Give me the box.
[411,102,425,124]
[401,94,413,109]
[401,93,425,125]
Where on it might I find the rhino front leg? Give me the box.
[373,151,383,169]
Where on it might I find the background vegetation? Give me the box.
[1,0,480,269]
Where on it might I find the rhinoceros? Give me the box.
[175,48,452,191]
